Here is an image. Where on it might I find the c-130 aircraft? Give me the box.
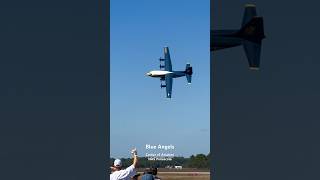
[146,47,193,98]
[211,4,265,69]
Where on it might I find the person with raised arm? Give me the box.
[110,148,138,180]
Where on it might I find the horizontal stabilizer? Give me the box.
[242,4,257,27]
[240,8,265,69]
[186,75,192,84]
[185,63,192,84]
[243,40,261,69]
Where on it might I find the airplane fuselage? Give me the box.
[211,30,243,51]
[146,70,186,78]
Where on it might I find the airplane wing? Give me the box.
[163,47,172,71]
[165,74,173,98]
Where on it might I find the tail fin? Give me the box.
[185,63,192,84]
[239,5,265,70]
[242,4,257,27]
[239,17,265,43]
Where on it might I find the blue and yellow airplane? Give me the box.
[211,4,265,69]
[146,47,193,98]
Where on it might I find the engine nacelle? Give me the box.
[159,57,165,61]
[160,65,165,69]
[161,85,166,88]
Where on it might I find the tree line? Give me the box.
[110,153,210,169]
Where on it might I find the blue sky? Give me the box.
[110,0,210,158]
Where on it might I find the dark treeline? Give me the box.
[110,153,210,169]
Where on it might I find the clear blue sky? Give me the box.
[110,0,210,158]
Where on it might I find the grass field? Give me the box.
[136,169,210,180]
[157,172,210,180]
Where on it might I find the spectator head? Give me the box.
[151,167,157,175]
[113,159,122,170]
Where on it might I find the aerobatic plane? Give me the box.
[146,47,193,98]
[211,4,265,69]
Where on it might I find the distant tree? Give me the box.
[110,153,210,169]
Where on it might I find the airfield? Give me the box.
[137,168,210,180]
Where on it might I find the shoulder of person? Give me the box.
[125,164,135,171]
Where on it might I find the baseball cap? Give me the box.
[114,159,122,167]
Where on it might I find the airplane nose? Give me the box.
[146,72,151,76]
